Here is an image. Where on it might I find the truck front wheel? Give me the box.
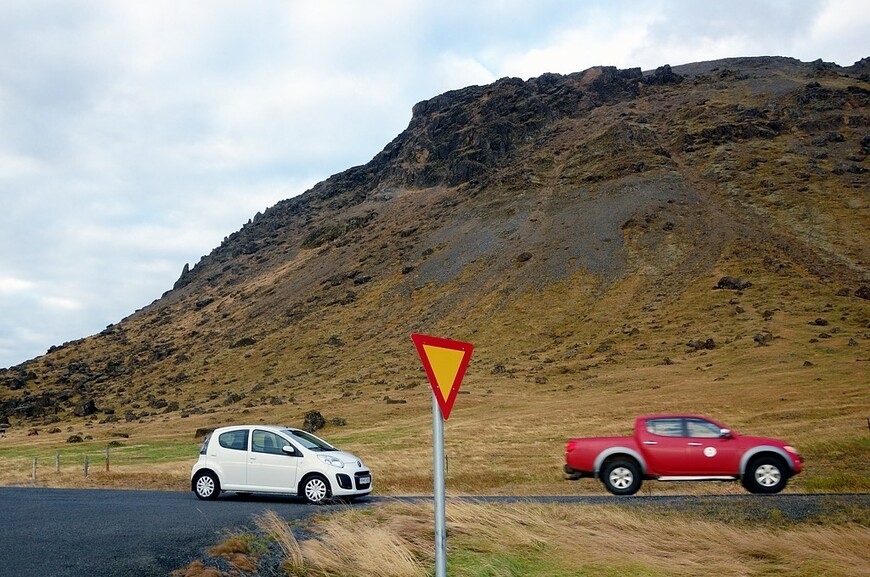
[602,460,642,495]
[742,456,788,494]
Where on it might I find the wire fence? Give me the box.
[14,440,198,485]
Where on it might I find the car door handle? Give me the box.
[643,441,657,445]
[688,442,703,446]
[249,456,257,461]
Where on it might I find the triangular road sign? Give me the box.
[411,334,473,420]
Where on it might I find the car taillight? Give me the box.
[566,440,578,453]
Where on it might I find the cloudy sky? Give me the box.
[0,0,867,368]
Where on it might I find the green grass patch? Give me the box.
[448,550,666,577]
[799,436,870,493]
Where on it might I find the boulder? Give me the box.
[74,399,97,417]
[303,410,326,432]
[716,277,752,291]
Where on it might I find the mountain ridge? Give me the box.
[1,55,867,444]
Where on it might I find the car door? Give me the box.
[246,429,299,493]
[214,429,249,489]
[682,417,740,475]
[637,418,686,475]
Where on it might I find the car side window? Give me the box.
[686,419,722,438]
[646,418,685,437]
[252,430,287,455]
[218,430,249,451]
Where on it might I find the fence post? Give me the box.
[32,458,37,484]
[84,455,89,478]
[55,450,60,474]
[105,446,110,472]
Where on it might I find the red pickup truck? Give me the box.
[564,415,803,495]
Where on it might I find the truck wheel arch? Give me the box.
[739,446,794,477]
[594,447,647,476]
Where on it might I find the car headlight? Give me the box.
[317,454,345,468]
[784,445,799,455]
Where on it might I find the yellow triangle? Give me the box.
[423,344,465,400]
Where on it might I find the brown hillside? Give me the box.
[1,56,868,494]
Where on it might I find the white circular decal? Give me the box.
[704,447,717,458]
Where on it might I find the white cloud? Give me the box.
[42,296,83,312]
[0,276,34,294]
[504,11,659,77]
[807,0,870,65]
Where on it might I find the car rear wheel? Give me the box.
[602,460,642,495]
[302,475,331,504]
[743,456,788,494]
[194,471,220,500]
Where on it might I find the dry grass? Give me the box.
[250,501,870,577]
[253,506,427,577]
[255,510,304,573]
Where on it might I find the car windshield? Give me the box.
[282,429,337,452]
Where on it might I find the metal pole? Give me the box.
[432,394,447,577]
[55,450,60,473]
[32,458,37,484]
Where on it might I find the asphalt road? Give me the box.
[1,489,867,577]
[0,487,330,577]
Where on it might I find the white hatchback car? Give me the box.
[191,425,372,504]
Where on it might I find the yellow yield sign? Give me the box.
[411,333,473,420]
[411,333,474,577]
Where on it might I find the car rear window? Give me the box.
[218,430,249,451]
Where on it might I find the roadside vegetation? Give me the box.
[173,500,870,577]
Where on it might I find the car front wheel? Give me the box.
[743,457,788,494]
[194,472,220,500]
[302,475,331,504]
[602,460,642,496]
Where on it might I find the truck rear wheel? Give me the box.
[602,459,641,495]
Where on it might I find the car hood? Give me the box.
[328,450,365,467]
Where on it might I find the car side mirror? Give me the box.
[719,428,733,439]
[281,445,296,455]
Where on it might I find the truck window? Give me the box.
[686,418,721,438]
[646,418,684,437]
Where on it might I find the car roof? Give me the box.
[214,425,302,433]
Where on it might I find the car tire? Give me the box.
[302,475,331,504]
[743,456,788,494]
[602,460,642,496]
[194,471,220,500]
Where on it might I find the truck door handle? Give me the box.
[688,442,703,446]
[643,441,657,445]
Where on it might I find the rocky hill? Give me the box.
[1,56,868,434]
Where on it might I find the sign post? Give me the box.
[411,334,474,577]
[432,394,447,577]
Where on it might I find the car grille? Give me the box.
[354,471,371,490]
